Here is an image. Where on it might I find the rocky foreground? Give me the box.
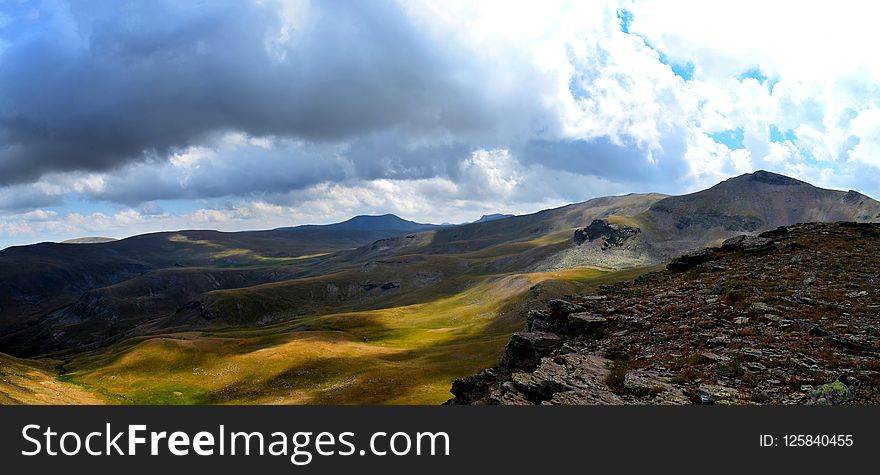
[448,222,880,405]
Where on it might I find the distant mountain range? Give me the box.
[1,170,878,404]
[281,213,441,233]
[57,213,512,248]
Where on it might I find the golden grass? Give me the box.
[60,267,639,405]
[604,214,643,228]
[0,353,103,405]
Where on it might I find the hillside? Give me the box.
[0,219,438,330]
[448,222,880,405]
[1,192,668,357]
[1,171,879,404]
[55,266,653,404]
[0,352,102,404]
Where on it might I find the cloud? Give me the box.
[3,0,880,248]
[0,0,553,186]
[0,183,65,211]
[624,0,880,183]
[86,135,353,204]
[848,109,880,168]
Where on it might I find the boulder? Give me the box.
[667,249,713,272]
[448,368,498,404]
[547,299,585,317]
[566,312,609,334]
[500,332,562,372]
[721,235,777,254]
[526,310,550,333]
[510,362,578,402]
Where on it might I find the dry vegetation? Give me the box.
[0,353,102,404]
[54,267,636,404]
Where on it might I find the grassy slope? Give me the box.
[0,352,103,404]
[4,194,666,404]
[2,193,666,404]
[61,267,653,404]
[0,226,417,328]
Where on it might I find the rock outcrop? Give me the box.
[448,222,880,405]
[574,219,641,249]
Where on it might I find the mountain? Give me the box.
[643,170,880,255]
[448,222,880,405]
[1,171,879,404]
[540,170,880,270]
[284,214,439,232]
[473,213,514,223]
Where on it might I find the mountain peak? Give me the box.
[277,213,439,233]
[734,170,810,186]
[328,214,435,232]
[345,213,403,223]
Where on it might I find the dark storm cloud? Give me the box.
[89,139,353,204]
[343,132,473,181]
[0,0,699,213]
[516,129,691,188]
[0,184,64,211]
[84,133,476,206]
[0,0,531,187]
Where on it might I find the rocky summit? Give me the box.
[448,222,880,405]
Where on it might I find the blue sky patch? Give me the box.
[668,60,695,81]
[617,9,633,34]
[709,128,745,149]
[738,67,779,90]
[738,67,768,82]
[769,125,797,143]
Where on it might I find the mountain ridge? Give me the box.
[281,213,440,232]
[3,171,878,355]
[2,170,880,404]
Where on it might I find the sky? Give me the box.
[1,0,880,248]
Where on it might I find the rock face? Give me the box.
[720,235,777,254]
[574,219,641,248]
[448,222,880,405]
[500,332,563,372]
